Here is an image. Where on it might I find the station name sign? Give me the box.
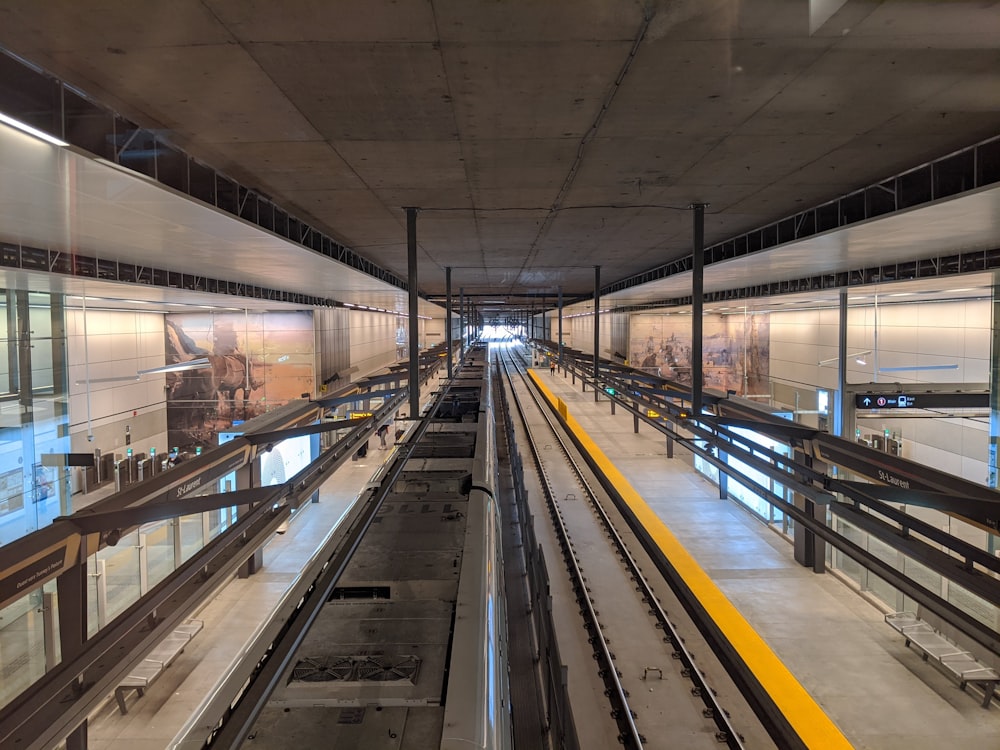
[855,392,988,410]
[0,537,81,611]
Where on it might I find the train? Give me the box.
[244,344,513,750]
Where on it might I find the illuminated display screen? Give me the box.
[261,434,312,485]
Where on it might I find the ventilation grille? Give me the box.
[290,655,420,684]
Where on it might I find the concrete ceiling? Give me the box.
[0,0,998,315]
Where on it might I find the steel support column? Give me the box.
[57,534,89,750]
[793,450,827,573]
[691,204,706,416]
[836,290,848,439]
[459,287,465,357]
[557,285,564,369]
[406,208,420,421]
[593,266,601,402]
[990,273,1000,488]
[236,461,263,577]
[445,267,453,379]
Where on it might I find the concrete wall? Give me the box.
[423,315,445,350]
[348,310,403,380]
[561,313,612,358]
[314,307,351,390]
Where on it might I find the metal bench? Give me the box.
[114,619,204,715]
[885,611,998,708]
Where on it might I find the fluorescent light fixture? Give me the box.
[878,364,958,372]
[818,350,872,367]
[277,355,290,362]
[0,112,68,146]
[75,375,140,385]
[76,358,212,385]
[138,358,212,376]
[947,288,974,293]
[888,292,913,297]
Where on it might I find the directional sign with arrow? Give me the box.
[854,392,988,410]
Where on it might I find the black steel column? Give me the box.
[236,460,263,576]
[58,534,90,750]
[691,204,706,416]
[406,207,420,421]
[445,267,453,379]
[459,287,465,358]
[991,274,1000,488]
[542,295,547,343]
[836,290,848,439]
[557,285,563,369]
[593,265,601,401]
[15,291,33,422]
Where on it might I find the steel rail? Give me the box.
[499,352,645,747]
[505,352,747,748]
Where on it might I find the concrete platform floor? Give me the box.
[79,376,447,750]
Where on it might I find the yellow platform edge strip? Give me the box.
[527,371,853,750]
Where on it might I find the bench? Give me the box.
[114,619,204,715]
[885,611,998,708]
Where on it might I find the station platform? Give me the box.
[536,365,1000,749]
[75,373,448,750]
[56,361,1000,749]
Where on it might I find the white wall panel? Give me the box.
[964,326,990,358]
[67,310,166,446]
[348,310,400,379]
[770,297,991,486]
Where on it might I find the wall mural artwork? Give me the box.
[165,312,314,450]
[630,313,770,397]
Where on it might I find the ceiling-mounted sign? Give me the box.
[855,392,989,410]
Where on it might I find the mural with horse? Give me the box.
[163,312,314,451]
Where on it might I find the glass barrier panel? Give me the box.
[832,517,864,586]
[946,581,999,631]
[179,513,205,564]
[144,521,177,591]
[0,586,49,710]
[100,529,141,623]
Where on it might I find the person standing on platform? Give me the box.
[549,360,556,375]
[377,423,389,449]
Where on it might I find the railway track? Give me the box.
[498,348,771,750]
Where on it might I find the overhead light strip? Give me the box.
[0,111,69,146]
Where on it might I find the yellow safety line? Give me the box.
[527,370,854,750]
